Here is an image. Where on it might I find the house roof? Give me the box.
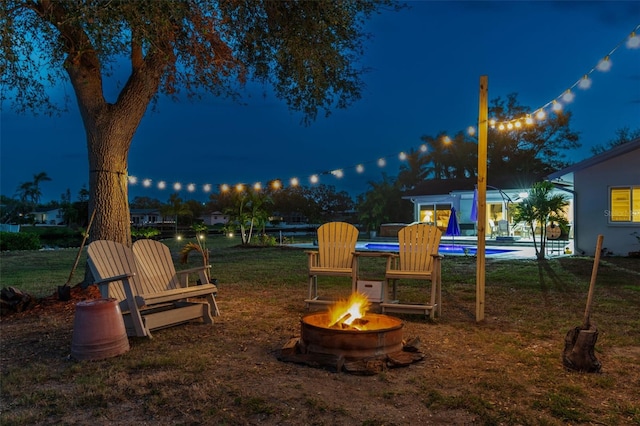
[402,173,544,198]
[548,137,640,181]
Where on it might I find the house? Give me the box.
[29,208,65,225]
[402,174,556,238]
[200,211,229,226]
[548,138,640,256]
[130,208,162,226]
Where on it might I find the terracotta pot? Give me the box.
[71,298,130,361]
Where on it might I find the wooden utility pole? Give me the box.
[476,76,488,322]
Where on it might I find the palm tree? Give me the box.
[511,181,569,260]
[31,172,52,205]
[160,193,192,235]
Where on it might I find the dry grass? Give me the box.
[1,238,639,425]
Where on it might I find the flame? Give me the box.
[327,292,371,329]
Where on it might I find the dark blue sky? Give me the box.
[2,1,639,203]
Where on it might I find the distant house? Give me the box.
[130,208,162,226]
[402,174,557,239]
[548,138,640,256]
[30,208,65,225]
[200,211,228,226]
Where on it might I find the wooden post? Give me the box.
[476,76,488,322]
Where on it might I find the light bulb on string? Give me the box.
[552,100,562,112]
[143,179,152,187]
[158,181,166,190]
[627,32,640,49]
[173,183,182,191]
[419,144,427,152]
[525,116,534,125]
[377,158,386,167]
[203,184,211,192]
[272,180,282,190]
[331,169,344,178]
[399,152,407,161]
[578,75,592,90]
[187,183,195,192]
[128,176,137,185]
[506,122,513,130]
[235,183,244,192]
[535,109,546,121]
[310,174,319,184]
[467,126,476,136]
[596,56,611,72]
[356,164,365,173]
[253,182,262,191]
[514,121,522,129]
[290,177,299,187]
[561,90,575,103]
[498,123,505,131]
[489,119,496,128]
[220,184,229,192]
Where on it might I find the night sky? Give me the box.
[2,1,639,203]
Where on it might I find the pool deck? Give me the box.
[290,236,574,260]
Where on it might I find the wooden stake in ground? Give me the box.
[562,234,604,373]
[57,209,96,301]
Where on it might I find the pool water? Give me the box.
[363,243,517,256]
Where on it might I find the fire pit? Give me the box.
[278,293,424,374]
[300,312,403,359]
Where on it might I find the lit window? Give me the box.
[609,186,640,223]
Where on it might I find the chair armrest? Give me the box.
[177,265,212,287]
[93,272,135,285]
[305,250,319,269]
[176,265,211,275]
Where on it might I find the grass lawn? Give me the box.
[1,236,639,425]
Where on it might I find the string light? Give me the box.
[125,25,638,195]
[487,25,638,131]
[578,75,592,90]
[596,56,612,72]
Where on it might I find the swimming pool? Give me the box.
[362,243,518,256]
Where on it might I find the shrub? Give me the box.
[0,231,41,251]
[26,227,83,248]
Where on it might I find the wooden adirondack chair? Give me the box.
[381,223,442,319]
[132,239,219,317]
[87,240,218,338]
[305,222,359,308]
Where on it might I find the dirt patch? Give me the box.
[1,256,640,425]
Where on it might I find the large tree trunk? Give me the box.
[61,35,167,246]
[87,129,134,247]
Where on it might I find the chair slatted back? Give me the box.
[397,224,441,272]
[132,239,182,293]
[316,222,358,269]
[87,240,138,302]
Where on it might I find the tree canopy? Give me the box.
[1,0,399,246]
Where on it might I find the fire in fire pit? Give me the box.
[278,293,424,374]
[326,292,375,330]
